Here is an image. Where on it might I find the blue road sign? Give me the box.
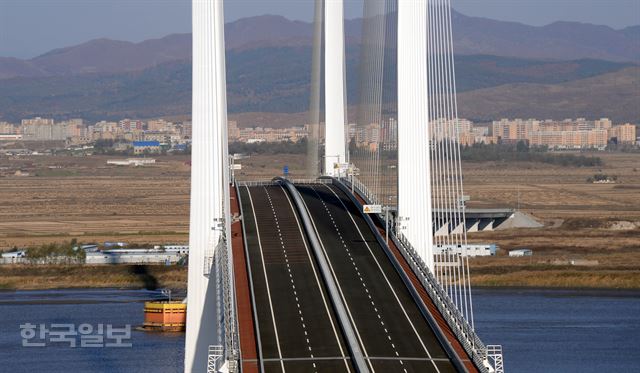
[283,165,289,176]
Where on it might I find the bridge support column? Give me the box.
[186,0,230,372]
[324,0,347,176]
[397,0,435,271]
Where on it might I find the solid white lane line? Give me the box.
[246,186,285,373]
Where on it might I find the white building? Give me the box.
[434,244,497,257]
[107,158,156,166]
[0,250,26,264]
[509,249,533,257]
[85,248,187,265]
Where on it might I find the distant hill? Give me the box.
[451,14,640,62]
[0,48,634,123]
[1,12,638,80]
[457,67,640,122]
[0,12,638,124]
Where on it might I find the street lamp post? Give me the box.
[384,206,389,246]
[384,195,397,247]
[229,153,248,187]
[347,165,360,195]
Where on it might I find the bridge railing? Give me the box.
[394,233,488,363]
[237,180,276,187]
[287,178,332,185]
[238,179,332,188]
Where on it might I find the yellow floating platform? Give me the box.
[143,301,186,332]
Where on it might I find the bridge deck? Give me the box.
[236,181,475,372]
[349,185,479,372]
[239,184,353,372]
[297,184,458,373]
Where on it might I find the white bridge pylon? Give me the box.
[324,0,348,176]
[185,0,230,372]
[397,0,435,271]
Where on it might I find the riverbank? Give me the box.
[469,253,640,289]
[0,265,186,291]
[470,267,640,289]
[2,263,639,291]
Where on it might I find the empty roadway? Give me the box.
[296,183,458,373]
[239,184,352,372]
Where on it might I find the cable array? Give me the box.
[351,0,398,207]
[307,0,324,177]
[347,0,474,327]
[426,0,474,328]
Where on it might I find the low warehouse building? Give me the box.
[85,248,186,265]
[434,244,498,257]
[509,249,533,257]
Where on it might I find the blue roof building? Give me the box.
[133,141,160,147]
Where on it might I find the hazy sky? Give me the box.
[0,0,638,58]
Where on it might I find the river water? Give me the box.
[0,288,638,372]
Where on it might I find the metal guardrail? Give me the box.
[238,179,332,188]
[487,345,504,373]
[288,178,332,185]
[207,345,223,373]
[394,232,489,369]
[237,180,276,187]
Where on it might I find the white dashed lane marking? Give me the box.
[312,186,407,373]
[264,187,318,373]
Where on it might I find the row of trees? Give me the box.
[461,142,603,167]
[229,138,308,155]
[24,239,86,264]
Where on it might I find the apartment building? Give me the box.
[609,123,637,144]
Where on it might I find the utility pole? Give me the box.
[385,206,389,247]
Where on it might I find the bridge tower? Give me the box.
[324,0,348,176]
[185,0,231,372]
[397,0,435,271]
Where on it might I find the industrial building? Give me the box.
[434,244,498,257]
[107,158,156,166]
[132,140,161,154]
[509,249,533,257]
[0,250,26,264]
[85,247,187,265]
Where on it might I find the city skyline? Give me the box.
[2,114,636,152]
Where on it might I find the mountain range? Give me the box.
[0,12,638,124]
[1,11,638,80]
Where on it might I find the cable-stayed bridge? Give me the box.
[184,0,504,372]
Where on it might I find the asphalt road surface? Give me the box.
[296,184,457,373]
[239,185,353,373]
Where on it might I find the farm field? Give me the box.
[0,151,638,289]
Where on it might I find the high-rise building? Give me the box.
[492,118,539,143]
[61,119,84,138]
[0,122,16,134]
[21,117,59,140]
[147,119,173,132]
[594,118,613,130]
[119,119,144,132]
[227,120,240,140]
[609,123,637,144]
[180,121,192,138]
